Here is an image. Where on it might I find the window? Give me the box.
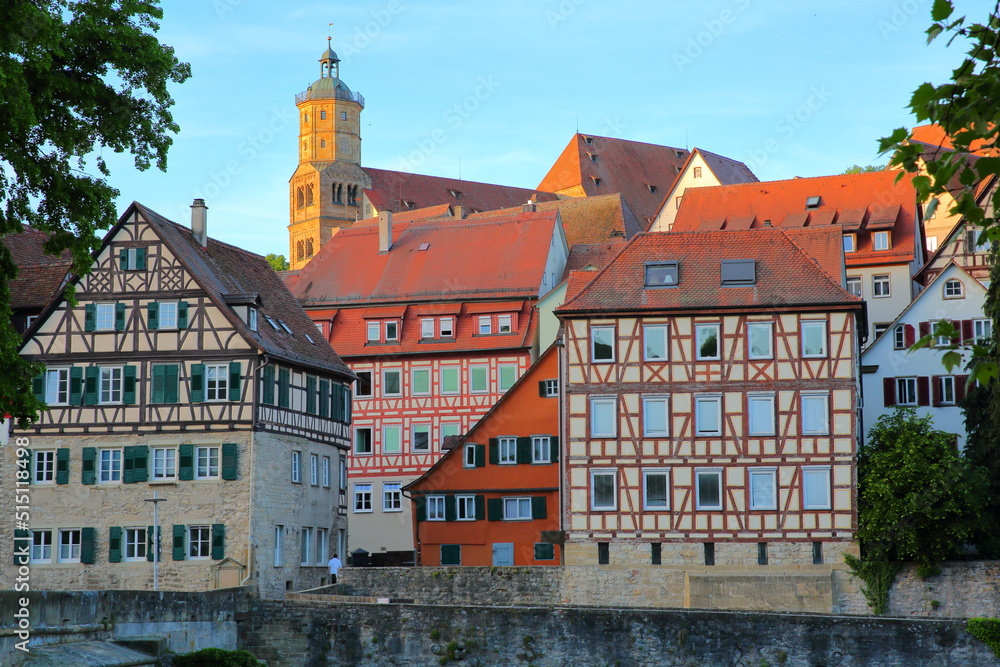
[695,395,722,436]
[748,394,775,436]
[749,468,777,510]
[456,495,476,520]
[498,314,513,333]
[896,378,917,406]
[355,427,372,455]
[642,396,669,437]
[939,376,956,405]
[99,366,123,404]
[440,366,460,394]
[846,276,862,297]
[204,364,228,402]
[591,326,615,362]
[464,443,477,468]
[421,318,434,339]
[696,469,723,510]
[498,364,517,391]
[124,527,147,561]
[872,231,890,251]
[720,259,755,285]
[384,321,398,341]
[44,368,69,405]
[322,456,331,487]
[309,454,319,485]
[31,530,53,563]
[498,436,517,464]
[943,279,964,298]
[158,302,179,329]
[801,321,827,357]
[872,274,890,297]
[291,451,302,482]
[188,526,211,559]
[591,470,616,510]
[412,424,430,452]
[747,322,773,359]
[893,324,906,350]
[598,542,610,564]
[801,393,829,434]
[927,236,939,252]
[426,495,445,520]
[843,234,856,253]
[152,448,176,481]
[355,371,372,397]
[195,446,220,479]
[503,497,532,520]
[975,319,993,344]
[873,323,890,339]
[643,324,668,360]
[382,370,401,397]
[693,166,702,178]
[704,542,715,566]
[274,525,285,566]
[315,528,328,565]
[802,467,832,509]
[441,422,462,447]
[383,483,402,511]
[383,425,401,453]
[695,324,720,360]
[470,365,488,393]
[643,470,669,510]
[531,436,551,463]
[540,379,559,397]
[354,484,373,512]
[248,308,258,332]
[440,318,454,337]
[120,247,147,270]
[366,322,379,342]
[34,450,55,483]
[645,262,678,287]
[478,316,492,335]
[411,368,430,396]
[59,529,81,563]
[590,396,617,437]
[651,542,662,565]
[99,449,122,483]
[95,303,116,330]
[300,528,313,566]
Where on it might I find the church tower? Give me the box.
[288,37,371,270]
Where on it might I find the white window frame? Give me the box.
[801,321,827,358]
[872,274,891,298]
[643,324,669,361]
[205,363,229,402]
[124,527,147,562]
[291,450,302,483]
[439,317,454,338]
[158,301,179,329]
[531,435,551,464]
[469,364,489,393]
[31,529,53,563]
[694,395,722,436]
[893,324,906,350]
[943,279,964,298]
[354,427,373,455]
[463,443,477,468]
[315,528,328,566]
[642,469,670,511]
[355,370,373,398]
[420,318,434,339]
[940,376,956,405]
[151,447,177,481]
[590,325,616,362]
[310,453,319,486]
[541,379,559,397]
[896,377,917,406]
[695,324,720,360]
[843,233,856,253]
[412,423,431,452]
[300,527,313,566]
[802,466,832,510]
[99,366,124,404]
[503,496,532,521]
[590,396,617,438]
[642,396,669,437]
[747,322,774,360]
[749,468,777,510]
[353,484,373,513]
[188,525,211,559]
[456,495,476,521]
[801,392,830,435]
[366,321,380,342]
[498,314,513,333]
[383,425,402,454]
[498,436,517,464]
[478,316,492,335]
[590,470,617,511]
[382,369,402,397]
[274,525,285,566]
[975,319,993,344]
[44,368,70,405]
[440,422,461,448]
[33,450,55,483]
[322,456,331,488]
[426,495,446,521]
[98,448,122,483]
[95,303,116,330]
[695,468,723,511]
[748,393,776,436]
[195,446,220,479]
[498,364,517,391]
[411,368,431,396]
[382,482,402,512]
[872,231,890,251]
[384,320,399,341]
[846,276,862,297]
[58,528,82,563]
[440,366,460,395]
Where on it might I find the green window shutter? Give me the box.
[178,444,194,481]
[132,445,148,482]
[278,368,290,408]
[330,382,342,422]
[136,247,146,270]
[177,301,189,329]
[534,543,554,560]
[318,379,330,418]
[70,367,83,405]
[475,444,486,468]
[550,436,559,463]
[488,438,499,465]
[151,364,165,403]
[108,527,122,563]
[306,376,317,414]
[538,381,547,397]
[14,529,30,565]
[56,448,70,484]
[190,363,205,402]
[516,437,532,464]
[344,386,352,424]
[115,302,126,330]
[172,524,186,561]
[123,365,137,404]
[147,302,159,330]
[83,367,99,405]
[147,526,156,562]
[221,443,238,480]
[488,498,503,521]
[80,527,96,564]
[166,364,179,403]
[122,446,135,484]
[445,495,457,522]
[262,366,275,405]
[211,524,225,560]
[228,361,242,402]
[441,544,461,566]
[414,495,427,522]
[32,374,46,403]
[475,495,485,520]
[81,447,96,485]
[119,248,129,270]
[531,496,547,520]
[84,304,96,331]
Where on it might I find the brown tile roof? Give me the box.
[565,243,628,273]
[537,133,693,225]
[697,148,759,185]
[287,210,559,306]
[4,227,73,311]
[364,167,558,215]
[671,171,920,267]
[556,229,861,315]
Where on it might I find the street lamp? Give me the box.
[144,491,167,591]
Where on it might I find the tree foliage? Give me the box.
[842,164,886,174]
[265,253,289,272]
[0,0,189,425]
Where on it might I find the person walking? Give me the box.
[328,554,343,584]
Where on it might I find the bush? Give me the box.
[172,648,264,667]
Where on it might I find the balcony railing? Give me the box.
[295,87,365,108]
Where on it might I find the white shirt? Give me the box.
[328,556,342,575]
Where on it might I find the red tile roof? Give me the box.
[364,167,558,215]
[556,229,861,315]
[910,124,999,156]
[4,227,73,311]
[670,171,920,267]
[565,243,628,274]
[287,210,559,306]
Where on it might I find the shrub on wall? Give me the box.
[967,618,1000,657]
[172,648,264,667]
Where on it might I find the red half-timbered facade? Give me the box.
[555,228,864,572]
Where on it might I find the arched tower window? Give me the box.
[347,184,358,207]
[296,187,305,208]
[306,184,315,206]
[296,240,305,261]
[320,139,326,148]
[306,238,315,258]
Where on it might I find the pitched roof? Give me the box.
[537,133,693,224]
[696,148,759,185]
[466,193,643,246]
[565,243,628,273]
[910,124,1000,156]
[287,210,558,306]
[4,226,74,311]
[556,229,861,315]
[364,167,558,215]
[670,171,920,266]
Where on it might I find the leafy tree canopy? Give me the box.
[842,164,886,174]
[265,253,289,272]
[0,0,190,425]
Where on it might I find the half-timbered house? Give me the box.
[555,228,864,578]
[285,207,568,563]
[5,201,355,598]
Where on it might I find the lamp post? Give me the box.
[144,491,167,591]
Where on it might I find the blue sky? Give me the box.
[102,1,985,257]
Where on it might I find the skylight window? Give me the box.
[583,136,593,145]
[805,196,822,210]
[721,259,756,285]
[645,262,678,287]
[591,176,602,186]
[264,315,279,330]
[646,184,657,194]
[418,242,430,251]
[587,152,598,162]
[305,334,315,344]
[278,319,293,334]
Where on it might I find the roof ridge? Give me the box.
[777,229,854,298]
[559,234,639,311]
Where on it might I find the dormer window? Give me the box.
[366,322,379,342]
[805,196,821,209]
[587,152,598,162]
[478,316,492,335]
[721,259,755,285]
[421,318,434,339]
[385,321,399,341]
[645,262,678,287]
[403,200,415,210]
[248,308,258,332]
[498,314,512,333]
[591,176,602,186]
[674,150,684,159]
[843,234,856,253]
[440,317,454,338]
[448,189,462,199]
[872,231,890,251]
[583,136,594,145]
[646,184,658,194]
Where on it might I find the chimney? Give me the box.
[190,199,208,248]
[453,205,465,220]
[378,210,393,253]
[521,199,536,213]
